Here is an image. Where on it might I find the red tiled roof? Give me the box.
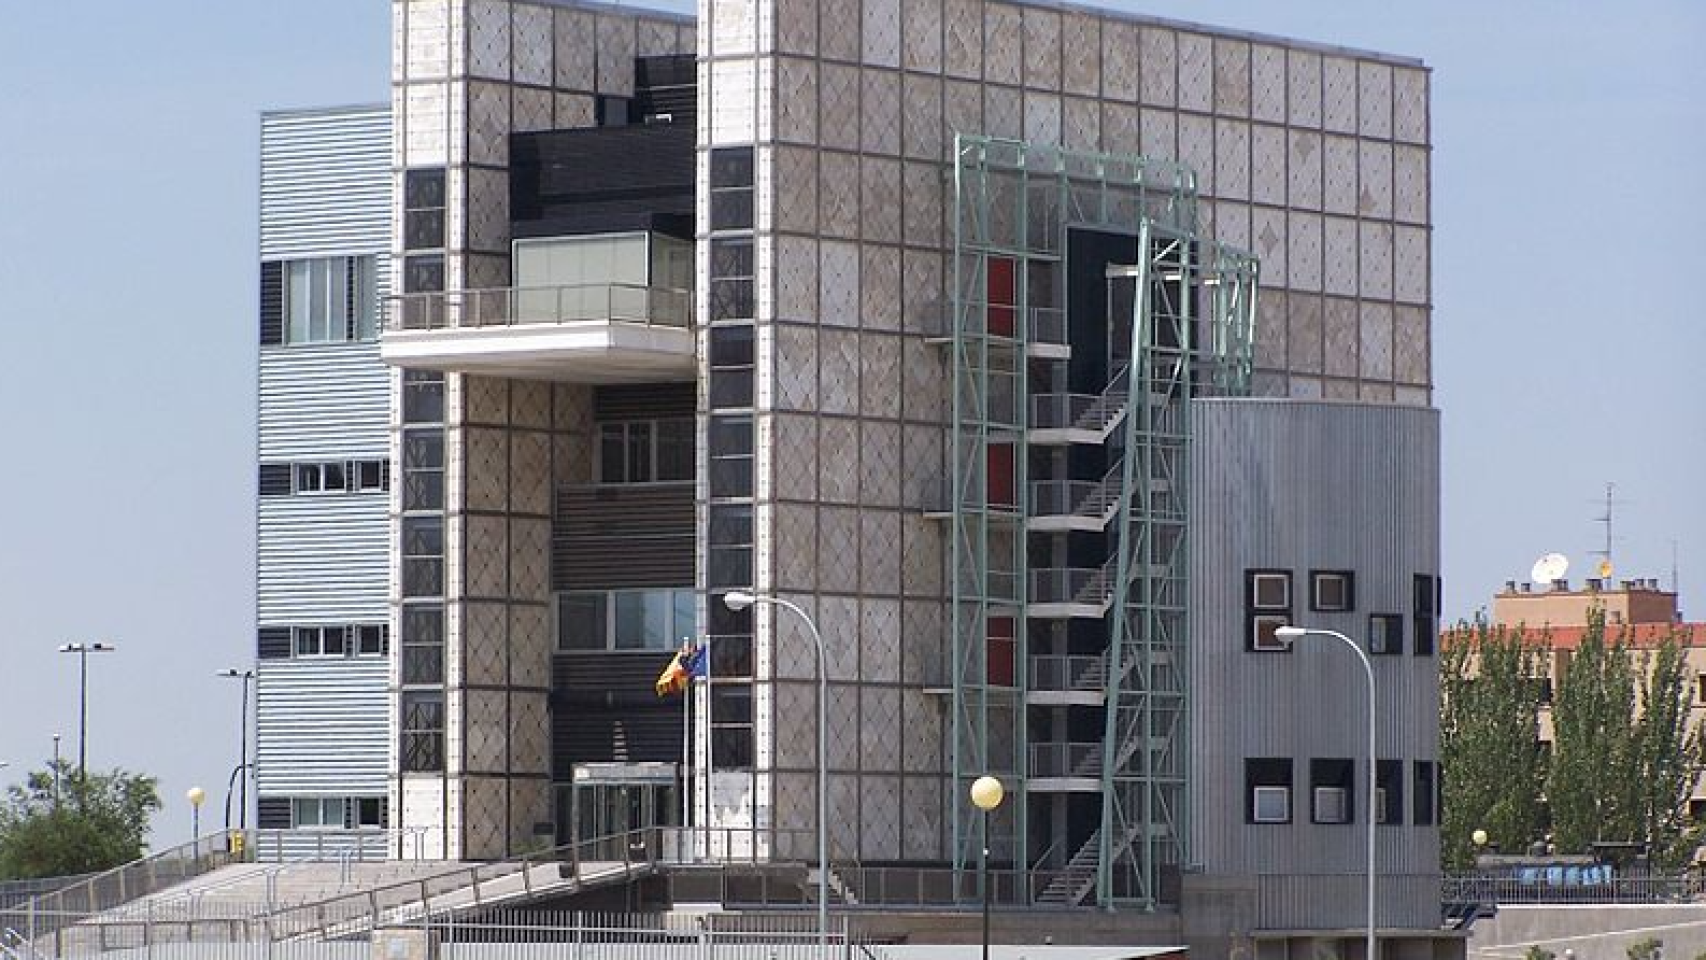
[1442,622,1706,651]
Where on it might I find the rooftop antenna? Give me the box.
[1589,482,1627,580]
[1672,539,1681,594]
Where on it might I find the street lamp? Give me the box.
[1275,625,1377,960]
[721,590,828,957]
[57,642,116,780]
[187,786,207,840]
[216,668,256,830]
[970,776,1006,960]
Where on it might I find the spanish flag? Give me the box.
[655,644,696,697]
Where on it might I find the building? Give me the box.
[1484,577,1706,819]
[255,0,1444,954]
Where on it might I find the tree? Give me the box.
[1440,617,1549,869]
[1548,607,1638,853]
[1622,629,1706,866]
[0,761,161,880]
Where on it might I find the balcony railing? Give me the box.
[1029,566,1110,607]
[387,283,693,332]
[1028,654,1105,693]
[1029,742,1103,779]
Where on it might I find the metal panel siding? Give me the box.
[257,496,390,623]
[258,342,391,460]
[1187,399,1440,930]
[255,659,390,794]
[260,107,392,260]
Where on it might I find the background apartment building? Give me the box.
[256,0,1444,953]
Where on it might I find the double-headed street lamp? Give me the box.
[720,590,829,958]
[57,642,116,780]
[217,668,256,831]
[1275,625,1377,960]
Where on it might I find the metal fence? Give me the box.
[1443,870,1706,905]
[0,906,880,960]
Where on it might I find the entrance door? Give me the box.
[560,764,680,845]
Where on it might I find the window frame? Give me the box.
[1245,757,1293,825]
[1246,569,1293,654]
[557,588,697,653]
[1310,758,1355,825]
[1369,613,1404,655]
[1309,570,1356,613]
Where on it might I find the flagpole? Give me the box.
[703,634,714,861]
[681,639,692,859]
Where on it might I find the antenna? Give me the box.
[1673,539,1681,594]
[1589,482,1628,578]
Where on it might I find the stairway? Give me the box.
[1035,831,1102,906]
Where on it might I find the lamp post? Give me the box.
[51,734,61,808]
[721,590,828,958]
[969,776,1006,960]
[187,786,207,840]
[57,642,116,781]
[216,669,256,830]
[1275,625,1377,960]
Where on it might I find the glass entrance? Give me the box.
[558,762,681,845]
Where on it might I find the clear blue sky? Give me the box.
[1,1,1701,845]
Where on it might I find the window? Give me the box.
[1246,570,1293,653]
[1310,571,1355,612]
[558,589,696,652]
[986,616,1016,687]
[597,419,693,484]
[292,624,385,658]
[1310,758,1355,824]
[1413,760,1436,825]
[709,147,754,232]
[404,169,446,251]
[709,323,755,407]
[1369,614,1404,655]
[1377,759,1403,825]
[400,603,445,685]
[355,797,387,828]
[1246,758,1292,824]
[709,414,754,499]
[401,691,445,772]
[402,429,445,511]
[288,459,386,495]
[402,371,445,425]
[402,517,445,598]
[294,626,347,657]
[1413,574,1437,656]
[292,797,345,829]
[284,256,378,344]
[708,505,753,589]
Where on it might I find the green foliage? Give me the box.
[1524,947,1556,960]
[1626,937,1662,960]
[1546,609,1706,866]
[0,761,161,880]
[1548,607,1637,853]
[1440,617,1549,869]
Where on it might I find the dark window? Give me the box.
[596,418,694,484]
[260,261,284,346]
[708,323,755,406]
[402,517,445,598]
[355,624,388,656]
[356,797,387,828]
[403,429,446,511]
[401,603,445,685]
[1377,759,1403,825]
[258,463,293,497]
[713,727,754,769]
[711,684,753,725]
[708,414,754,499]
[1310,758,1354,825]
[354,459,388,492]
[1413,574,1437,656]
[710,148,754,188]
[257,627,292,660]
[401,692,445,772]
[1246,758,1292,824]
[256,797,291,830]
[710,636,753,677]
[708,505,753,589]
[1413,760,1436,825]
[709,147,755,235]
[1310,570,1355,612]
[402,371,445,424]
[709,240,755,322]
[403,254,445,294]
[1246,569,1293,653]
[404,169,446,251]
[1369,614,1404,655]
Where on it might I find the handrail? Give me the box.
[387,282,694,332]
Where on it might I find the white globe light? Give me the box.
[969,775,1005,811]
[1471,828,1488,847]
[186,786,207,808]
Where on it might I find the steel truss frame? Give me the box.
[948,135,1257,908]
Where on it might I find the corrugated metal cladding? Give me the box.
[257,496,389,623]
[1186,399,1441,931]
[258,343,390,460]
[259,106,391,261]
[553,485,695,590]
[254,659,389,794]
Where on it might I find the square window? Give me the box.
[1377,759,1403,825]
[356,624,387,656]
[1310,758,1355,824]
[558,593,609,651]
[1413,760,1436,825]
[1311,571,1355,612]
[1250,614,1291,652]
[1245,758,1292,824]
[356,797,386,828]
[354,460,386,491]
[1249,571,1291,610]
[1369,614,1404,655]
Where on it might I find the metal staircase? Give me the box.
[1036,831,1104,906]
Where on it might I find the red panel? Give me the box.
[986,257,1016,337]
[986,443,1015,509]
[986,616,1016,687]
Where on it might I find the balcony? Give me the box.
[380,283,695,383]
[1027,654,1106,706]
[1028,741,1103,791]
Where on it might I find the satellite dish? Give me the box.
[1531,553,1570,584]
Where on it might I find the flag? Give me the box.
[684,643,709,680]
[655,642,704,697]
